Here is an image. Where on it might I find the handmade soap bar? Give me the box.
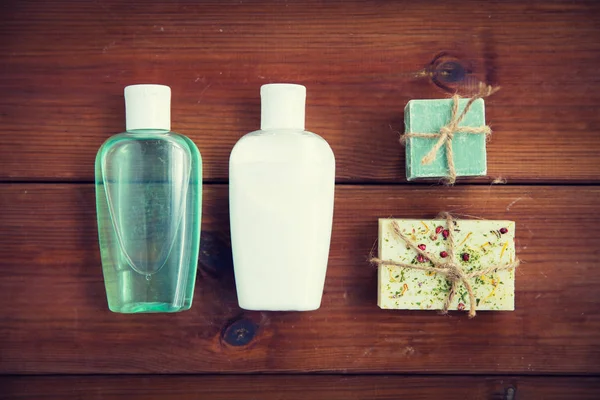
[404,98,487,181]
[377,218,516,311]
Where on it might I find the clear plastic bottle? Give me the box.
[229,83,336,311]
[95,84,202,313]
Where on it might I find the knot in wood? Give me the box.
[222,318,257,347]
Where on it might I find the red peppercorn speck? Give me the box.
[435,226,443,234]
[499,227,508,234]
[442,229,450,239]
[440,251,448,258]
[418,244,426,251]
[462,253,470,261]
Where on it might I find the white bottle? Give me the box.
[229,83,335,311]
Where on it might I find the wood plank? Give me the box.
[1,0,599,183]
[2,375,600,400]
[1,184,599,374]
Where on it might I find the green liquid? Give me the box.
[95,130,202,313]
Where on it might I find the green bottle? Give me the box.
[95,84,202,313]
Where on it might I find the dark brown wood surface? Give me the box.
[2,375,600,400]
[1,0,600,183]
[1,0,599,398]
[1,185,599,375]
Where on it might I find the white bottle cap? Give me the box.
[260,83,306,131]
[124,84,171,131]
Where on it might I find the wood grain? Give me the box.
[1,0,600,394]
[1,184,599,374]
[2,375,600,400]
[1,0,600,183]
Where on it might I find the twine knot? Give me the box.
[440,262,464,282]
[439,126,455,139]
[371,212,520,318]
[401,83,499,185]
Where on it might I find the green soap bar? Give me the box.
[404,98,487,181]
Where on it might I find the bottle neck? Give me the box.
[260,127,304,132]
[126,128,170,134]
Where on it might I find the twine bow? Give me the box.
[371,212,519,318]
[401,84,499,185]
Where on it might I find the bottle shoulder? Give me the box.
[97,131,201,159]
[231,129,334,163]
[236,129,329,142]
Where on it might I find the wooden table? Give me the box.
[1,1,600,398]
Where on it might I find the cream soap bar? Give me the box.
[377,218,516,312]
